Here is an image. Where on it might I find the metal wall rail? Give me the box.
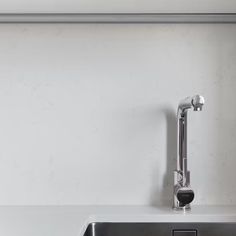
[0,13,235,23]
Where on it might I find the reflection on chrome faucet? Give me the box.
[173,95,205,210]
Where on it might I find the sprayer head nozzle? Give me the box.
[192,95,204,111]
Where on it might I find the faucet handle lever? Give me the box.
[176,187,194,207]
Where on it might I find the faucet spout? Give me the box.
[178,95,204,115]
[173,95,204,210]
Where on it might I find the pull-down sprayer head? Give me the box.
[192,95,205,111]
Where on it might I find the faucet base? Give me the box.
[173,204,191,211]
[173,170,194,210]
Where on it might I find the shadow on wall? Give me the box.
[150,108,176,207]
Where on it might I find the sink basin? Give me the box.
[84,222,236,236]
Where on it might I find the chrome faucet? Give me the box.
[173,95,205,210]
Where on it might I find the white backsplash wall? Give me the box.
[0,24,235,205]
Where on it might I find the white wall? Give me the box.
[0,0,236,13]
[0,24,235,205]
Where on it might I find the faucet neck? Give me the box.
[177,112,188,177]
[177,97,192,176]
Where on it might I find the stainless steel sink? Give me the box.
[84,222,236,236]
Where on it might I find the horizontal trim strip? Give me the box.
[0,13,235,23]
